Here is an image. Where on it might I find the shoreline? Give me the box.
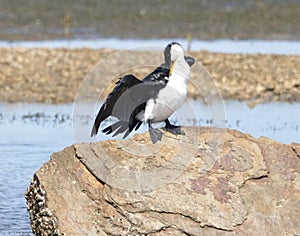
[1,39,300,55]
[1,48,299,104]
[1,0,300,41]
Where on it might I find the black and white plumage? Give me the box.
[91,42,195,143]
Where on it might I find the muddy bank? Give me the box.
[1,48,299,104]
[1,0,300,40]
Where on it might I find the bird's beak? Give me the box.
[169,60,175,76]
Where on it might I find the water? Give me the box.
[0,101,299,234]
[1,39,300,55]
[0,104,74,236]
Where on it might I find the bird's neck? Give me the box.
[168,56,190,90]
[171,56,190,81]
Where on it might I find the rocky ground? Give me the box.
[0,47,299,104]
[26,127,300,235]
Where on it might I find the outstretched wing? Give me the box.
[143,63,170,83]
[99,76,169,138]
[120,66,170,137]
[96,65,170,138]
[91,74,142,136]
[184,56,195,67]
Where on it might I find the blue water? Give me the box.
[0,104,74,236]
[0,101,299,235]
[1,38,300,55]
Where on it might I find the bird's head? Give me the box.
[164,42,183,66]
[164,42,194,76]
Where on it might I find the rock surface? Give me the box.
[26,127,300,235]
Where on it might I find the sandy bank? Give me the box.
[0,48,299,104]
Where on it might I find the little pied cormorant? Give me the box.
[91,42,195,143]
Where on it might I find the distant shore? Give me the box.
[0,0,300,41]
[0,47,299,104]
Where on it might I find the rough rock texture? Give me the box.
[26,127,300,235]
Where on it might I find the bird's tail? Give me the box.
[102,121,129,137]
[101,119,143,139]
[91,124,98,137]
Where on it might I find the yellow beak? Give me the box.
[169,60,175,76]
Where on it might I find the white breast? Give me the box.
[151,80,187,122]
[144,58,191,123]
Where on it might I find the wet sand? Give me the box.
[0,48,299,104]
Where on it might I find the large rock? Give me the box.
[26,127,300,235]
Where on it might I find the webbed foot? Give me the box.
[164,119,185,135]
[149,127,162,144]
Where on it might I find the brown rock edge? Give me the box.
[26,127,300,235]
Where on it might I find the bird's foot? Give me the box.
[164,124,185,135]
[149,127,162,144]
